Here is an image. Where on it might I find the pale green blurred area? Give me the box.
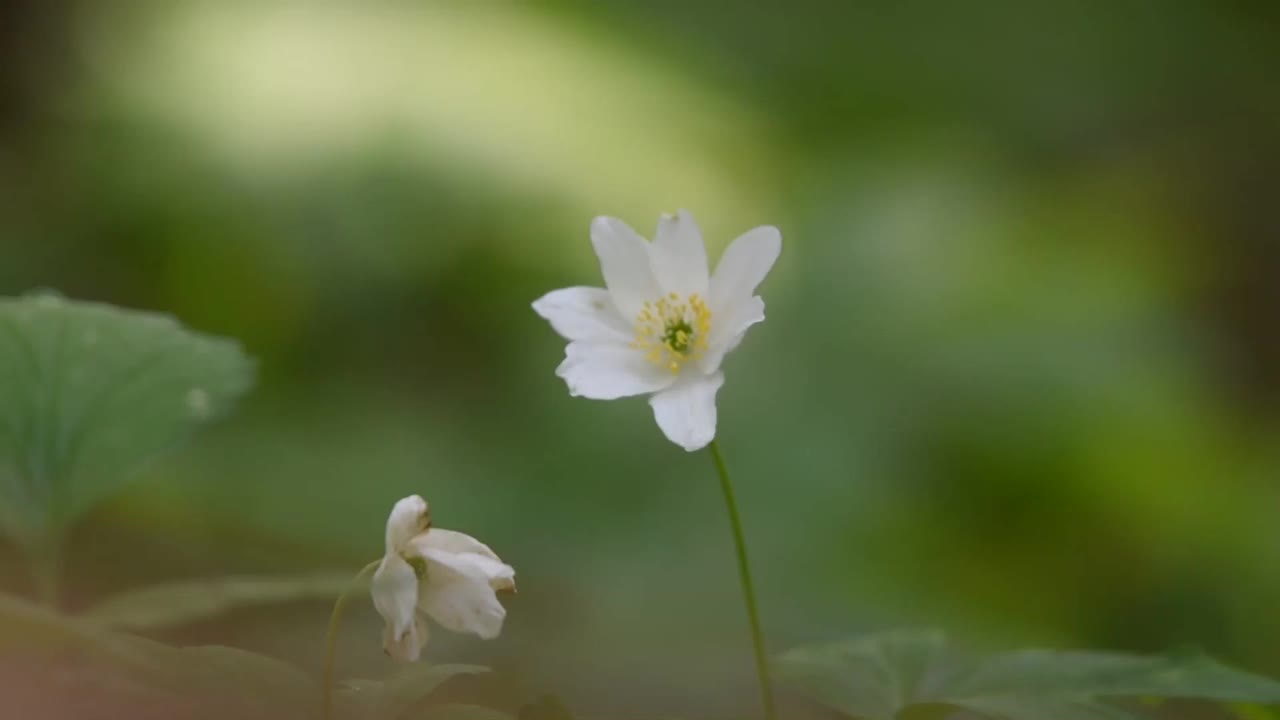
[1,0,1279,715]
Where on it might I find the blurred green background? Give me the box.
[1,0,1278,716]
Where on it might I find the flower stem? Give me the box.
[321,559,380,720]
[707,439,777,720]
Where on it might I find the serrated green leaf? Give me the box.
[0,292,254,548]
[778,631,1280,720]
[82,571,359,630]
[367,663,490,720]
[775,629,956,720]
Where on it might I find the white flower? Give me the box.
[370,495,516,661]
[533,210,781,451]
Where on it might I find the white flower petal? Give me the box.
[532,286,631,343]
[371,555,422,660]
[698,295,765,374]
[556,341,676,400]
[649,209,709,298]
[709,225,781,314]
[385,495,430,555]
[410,528,515,592]
[648,372,725,452]
[590,216,661,320]
[417,546,509,639]
[381,613,428,662]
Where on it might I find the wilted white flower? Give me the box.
[370,495,515,661]
[534,210,781,451]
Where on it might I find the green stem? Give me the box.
[322,559,380,720]
[707,440,778,720]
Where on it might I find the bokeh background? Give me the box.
[1,0,1278,716]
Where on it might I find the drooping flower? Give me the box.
[533,210,781,451]
[370,495,515,661]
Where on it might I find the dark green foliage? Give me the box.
[777,630,1280,720]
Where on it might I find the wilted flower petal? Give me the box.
[412,530,513,639]
[372,554,425,661]
[370,495,515,661]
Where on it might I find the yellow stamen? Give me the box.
[632,291,713,375]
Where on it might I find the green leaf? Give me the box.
[334,678,385,720]
[151,644,318,719]
[777,631,1280,720]
[0,292,254,548]
[82,571,359,630]
[0,586,114,653]
[517,694,576,720]
[366,663,491,720]
[1232,704,1280,720]
[950,649,1280,705]
[775,629,956,720]
[948,696,1141,720]
[0,591,315,719]
[425,705,514,720]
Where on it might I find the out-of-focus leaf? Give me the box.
[366,663,490,720]
[517,694,575,720]
[951,649,1280,705]
[0,595,188,717]
[0,591,315,719]
[1231,704,1280,720]
[425,705,514,720]
[777,630,1280,720]
[148,644,317,720]
[83,571,359,630]
[0,292,254,549]
[775,629,955,720]
[336,678,386,720]
[0,587,115,654]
